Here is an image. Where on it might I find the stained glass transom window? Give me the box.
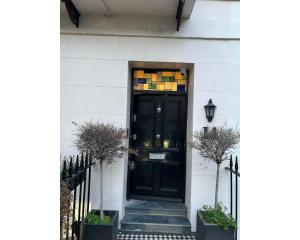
[133,70,187,92]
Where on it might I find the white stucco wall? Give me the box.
[61,0,240,39]
[60,0,240,232]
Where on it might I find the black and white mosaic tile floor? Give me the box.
[117,232,196,240]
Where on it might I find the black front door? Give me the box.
[129,94,187,200]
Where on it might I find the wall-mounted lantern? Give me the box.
[204,99,216,122]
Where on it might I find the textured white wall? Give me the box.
[60,0,240,232]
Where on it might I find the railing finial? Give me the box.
[235,156,238,171]
[80,153,84,170]
[85,152,89,168]
[68,157,73,176]
[75,155,79,173]
[62,160,67,179]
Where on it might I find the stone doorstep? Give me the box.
[120,214,190,226]
[124,199,188,217]
[121,199,191,234]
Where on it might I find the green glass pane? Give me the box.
[161,76,169,82]
[169,77,175,82]
[149,83,157,89]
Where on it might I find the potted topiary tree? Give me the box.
[190,125,240,240]
[74,122,127,240]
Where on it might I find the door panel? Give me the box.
[162,101,181,149]
[159,161,181,191]
[134,161,154,192]
[135,100,155,148]
[129,95,186,200]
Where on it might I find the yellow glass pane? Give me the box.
[165,82,172,90]
[158,83,165,91]
[172,82,177,91]
[143,84,149,90]
[134,70,144,78]
[152,74,157,82]
[175,72,182,80]
[162,71,173,77]
[177,80,187,86]
[144,73,151,79]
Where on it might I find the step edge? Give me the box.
[125,207,187,212]
[125,213,187,217]
[120,221,191,227]
[121,214,190,219]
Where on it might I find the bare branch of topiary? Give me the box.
[190,125,240,208]
[74,122,128,165]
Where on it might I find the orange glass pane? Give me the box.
[134,70,144,78]
[162,71,173,77]
[152,74,157,82]
[175,72,183,80]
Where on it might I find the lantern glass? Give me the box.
[205,107,209,118]
[204,99,216,122]
[209,108,214,117]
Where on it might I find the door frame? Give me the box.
[126,68,189,202]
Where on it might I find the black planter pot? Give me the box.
[196,211,235,240]
[80,210,119,240]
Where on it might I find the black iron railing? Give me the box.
[61,152,94,240]
[225,155,240,240]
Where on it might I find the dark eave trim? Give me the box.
[176,0,185,31]
[64,0,81,28]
